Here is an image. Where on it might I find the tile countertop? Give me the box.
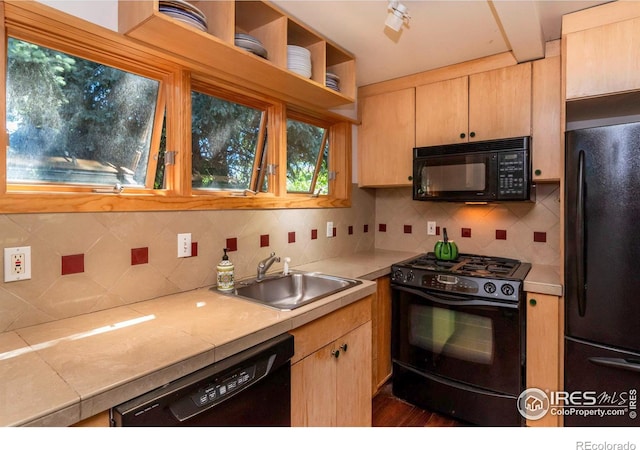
[0,249,561,427]
[0,249,414,427]
[523,264,563,297]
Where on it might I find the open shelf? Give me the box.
[118,0,356,110]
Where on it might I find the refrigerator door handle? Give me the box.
[576,150,586,316]
[588,357,640,373]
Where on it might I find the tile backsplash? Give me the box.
[0,183,560,332]
[0,187,376,331]
[374,183,561,265]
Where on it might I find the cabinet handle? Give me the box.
[331,349,340,358]
[340,343,348,353]
[460,133,466,139]
[529,298,537,306]
[469,131,476,138]
[408,175,413,181]
[535,169,542,176]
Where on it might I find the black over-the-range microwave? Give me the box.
[412,136,534,202]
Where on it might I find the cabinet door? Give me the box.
[532,53,561,181]
[565,17,640,99]
[291,343,337,426]
[372,276,392,393]
[416,76,469,146]
[526,293,562,427]
[358,88,415,187]
[468,63,532,141]
[336,322,372,426]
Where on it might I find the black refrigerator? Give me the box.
[565,122,640,426]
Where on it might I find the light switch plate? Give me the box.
[326,221,334,238]
[177,233,192,258]
[427,221,437,236]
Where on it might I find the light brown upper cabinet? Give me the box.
[563,2,640,100]
[416,63,532,147]
[532,41,561,182]
[415,76,468,147]
[357,88,415,187]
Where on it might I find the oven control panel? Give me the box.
[391,268,521,302]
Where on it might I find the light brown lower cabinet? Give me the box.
[526,293,563,427]
[290,296,373,426]
[71,410,110,427]
[372,276,392,394]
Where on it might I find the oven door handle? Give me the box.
[392,285,518,310]
[588,357,640,373]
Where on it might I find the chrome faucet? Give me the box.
[257,252,280,280]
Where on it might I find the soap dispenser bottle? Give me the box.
[216,248,234,292]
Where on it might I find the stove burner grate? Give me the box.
[401,252,521,278]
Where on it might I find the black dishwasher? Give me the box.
[111,333,294,426]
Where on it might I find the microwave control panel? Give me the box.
[497,151,528,199]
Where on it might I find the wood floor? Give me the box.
[372,382,467,427]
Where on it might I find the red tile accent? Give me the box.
[62,254,84,275]
[436,226,440,236]
[311,229,318,240]
[496,230,507,240]
[260,234,270,247]
[379,224,387,232]
[404,225,412,234]
[332,227,337,237]
[226,238,238,252]
[288,232,296,244]
[131,247,148,265]
[534,232,547,243]
[461,228,472,238]
[348,226,354,235]
[191,242,198,257]
[364,224,369,233]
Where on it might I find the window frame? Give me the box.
[0,2,352,213]
[188,80,274,197]
[285,110,331,196]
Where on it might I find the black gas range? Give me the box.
[391,252,531,303]
[391,252,532,426]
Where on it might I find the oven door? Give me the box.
[413,152,498,202]
[392,285,523,396]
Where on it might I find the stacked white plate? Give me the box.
[159,0,208,32]
[287,45,312,78]
[326,72,341,92]
[235,33,268,59]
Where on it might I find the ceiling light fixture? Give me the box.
[385,1,410,32]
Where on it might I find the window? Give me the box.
[191,90,267,192]
[0,2,352,213]
[286,118,329,195]
[6,38,162,189]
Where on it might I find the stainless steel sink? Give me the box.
[230,271,362,311]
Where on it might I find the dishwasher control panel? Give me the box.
[170,353,275,421]
[191,365,256,407]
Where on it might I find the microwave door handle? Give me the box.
[576,150,587,316]
[588,357,640,373]
[392,285,517,310]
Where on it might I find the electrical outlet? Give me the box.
[326,221,334,238]
[427,221,437,236]
[177,233,192,258]
[4,246,31,282]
